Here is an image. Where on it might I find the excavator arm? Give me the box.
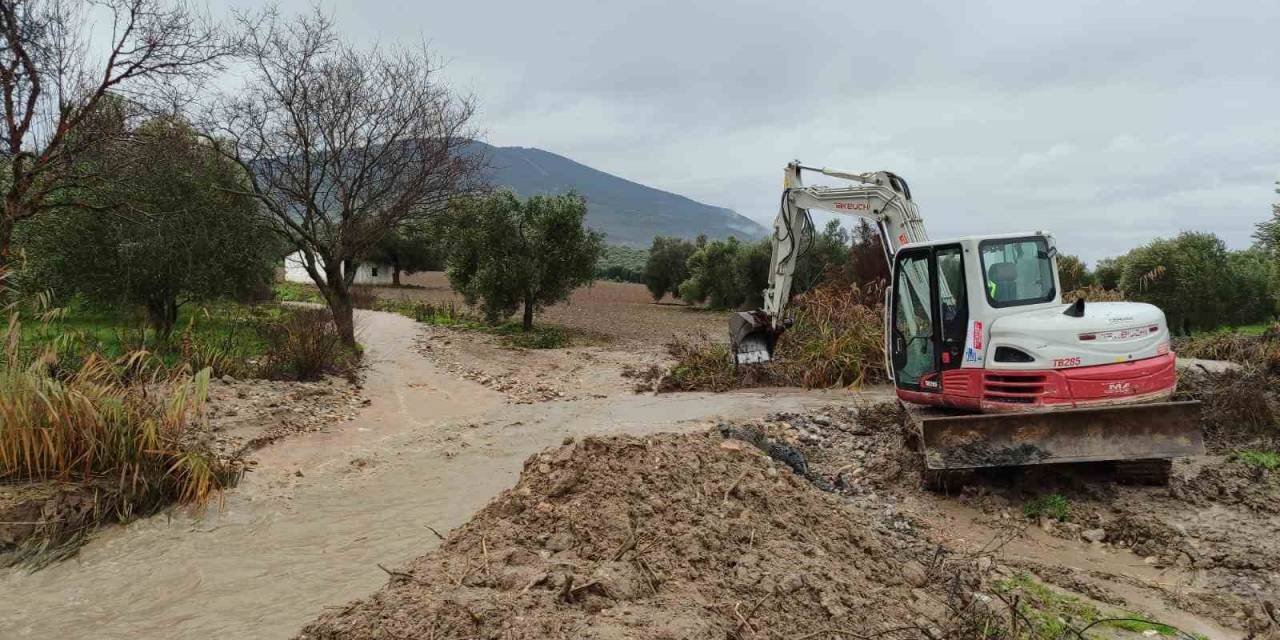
[730,161,928,365]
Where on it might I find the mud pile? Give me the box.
[749,403,1280,634]
[299,429,988,639]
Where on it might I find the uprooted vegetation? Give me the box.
[1175,366,1279,454]
[1173,323,1280,372]
[656,282,887,392]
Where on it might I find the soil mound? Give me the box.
[298,431,978,639]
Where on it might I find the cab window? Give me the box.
[979,237,1055,307]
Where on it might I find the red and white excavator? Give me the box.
[731,161,1202,473]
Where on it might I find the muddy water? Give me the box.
[0,310,869,639]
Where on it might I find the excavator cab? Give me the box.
[887,234,1202,472]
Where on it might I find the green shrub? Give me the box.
[273,282,325,303]
[1023,494,1070,521]
[1114,232,1273,334]
[494,323,569,349]
[1235,450,1280,470]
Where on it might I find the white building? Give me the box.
[283,251,395,286]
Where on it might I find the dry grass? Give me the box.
[259,307,358,381]
[1064,285,1126,302]
[349,285,379,310]
[1174,324,1280,372]
[1,307,237,566]
[1176,367,1278,453]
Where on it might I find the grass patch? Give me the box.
[273,281,325,303]
[376,299,475,327]
[1023,494,1070,522]
[1234,450,1280,470]
[20,300,280,374]
[19,299,355,382]
[491,322,571,349]
[994,573,1204,639]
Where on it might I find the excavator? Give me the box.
[731,161,1203,475]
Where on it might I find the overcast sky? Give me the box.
[223,0,1279,263]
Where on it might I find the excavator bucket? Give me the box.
[913,400,1203,470]
[729,311,779,365]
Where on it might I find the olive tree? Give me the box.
[17,116,275,336]
[443,191,602,330]
[678,237,751,309]
[364,222,442,286]
[642,236,696,301]
[207,9,478,345]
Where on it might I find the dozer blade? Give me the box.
[914,400,1203,470]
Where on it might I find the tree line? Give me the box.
[642,204,1280,336]
[642,219,887,308]
[3,1,601,343]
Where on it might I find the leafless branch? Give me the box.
[0,0,229,261]
[202,7,481,343]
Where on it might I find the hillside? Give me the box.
[469,142,766,246]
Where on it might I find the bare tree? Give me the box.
[206,9,479,346]
[0,0,226,270]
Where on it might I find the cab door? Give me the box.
[890,249,939,391]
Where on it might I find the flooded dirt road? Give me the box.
[0,309,871,639]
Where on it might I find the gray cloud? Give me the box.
[227,0,1280,263]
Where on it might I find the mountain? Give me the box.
[469,142,767,247]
